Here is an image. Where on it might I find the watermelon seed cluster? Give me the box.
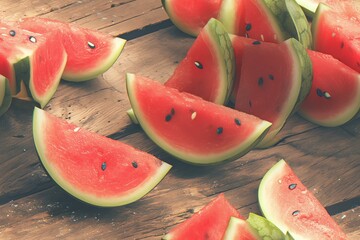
[316,88,331,99]
[165,108,175,122]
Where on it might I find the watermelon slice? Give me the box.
[218,0,312,48]
[0,76,12,117]
[258,160,348,239]
[299,50,360,127]
[161,0,223,36]
[165,18,235,105]
[126,73,271,165]
[17,17,126,82]
[163,194,242,240]
[235,38,312,148]
[222,216,261,240]
[312,3,360,73]
[0,22,67,107]
[32,107,172,207]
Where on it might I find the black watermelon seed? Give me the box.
[88,41,96,49]
[258,77,264,86]
[194,61,203,69]
[316,88,323,97]
[245,23,252,31]
[268,74,274,80]
[252,40,261,45]
[132,161,138,168]
[165,114,172,122]
[249,100,252,108]
[171,108,175,115]
[289,183,297,190]
[9,30,16,37]
[29,36,37,43]
[340,41,344,49]
[101,162,107,171]
[217,127,223,135]
[292,210,300,216]
[235,118,241,126]
[324,92,331,99]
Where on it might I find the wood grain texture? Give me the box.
[0,0,359,239]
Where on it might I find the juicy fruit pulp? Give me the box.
[33,108,172,207]
[17,17,126,82]
[163,194,242,240]
[235,38,312,148]
[312,3,360,73]
[299,50,360,127]
[127,73,272,165]
[165,18,235,105]
[222,216,261,240]
[258,160,347,239]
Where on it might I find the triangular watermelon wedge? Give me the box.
[17,17,126,82]
[258,160,347,239]
[0,22,67,108]
[165,18,235,105]
[32,107,172,207]
[0,75,12,117]
[222,216,261,240]
[127,73,271,165]
[163,194,243,240]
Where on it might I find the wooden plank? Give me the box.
[1,0,168,35]
[333,206,360,240]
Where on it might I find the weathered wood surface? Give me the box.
[0,0,359,239]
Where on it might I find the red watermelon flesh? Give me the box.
[165,18,234,105]
[258,160,347,239]
[161,0,223,36]
[312,3,360,74]
[235,38,312,148]
[32,107,172,207]
[0,23,67,107]
[127,74,271,165]
[17,17,126,82]
[229,35,268,102]
[222,217,261,240]
[299,50,360,127]
[163,194,243,240]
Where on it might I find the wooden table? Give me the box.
[0,0,359,239]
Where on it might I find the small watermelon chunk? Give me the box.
[0,22,67,107]
[258,160,348,239]
[235,38,312,148]
[222,216,261,240]
[161,0,223,37]
[127,73,271,165]
[32,107,172,207]
[312,3,360,73]
[163,194,242,240]
[17,17,126,82]
[165,18,235,105]
[299,50,360,127]
[0,76,11,117]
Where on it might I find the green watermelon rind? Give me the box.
[32,107,172,207]
[205,18,235,104]
[223,216,261,240]
[61,37,126,82]
[256,38,311,148]
[126,73,272,165]
[218,0,238,34]
[247,213,295,240]
[0,76,12,117]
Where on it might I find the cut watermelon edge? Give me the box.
[0,76,12,116]
[32,107,172,207]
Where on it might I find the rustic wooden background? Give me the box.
[0,0,359,239]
